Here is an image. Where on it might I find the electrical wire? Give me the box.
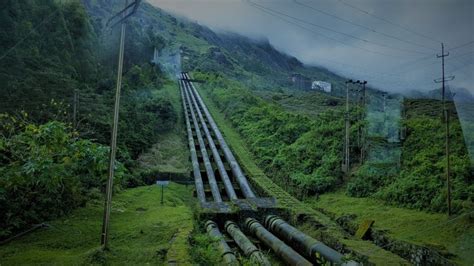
[249,1,431,56]
[247,2,403,58]
[0,8,61,62]
[337,0,441,44]
[448,40,474,51]
[449,58,474,74]
[293,0,438,51]
[247,2,442,89]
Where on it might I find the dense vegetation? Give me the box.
[195,71,473,213]
[0,115,124,238]
[0,0,178,237]
[194,72,364,197]
[348,99,473,212]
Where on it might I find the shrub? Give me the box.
[346,164,398,197]
[0,118,124,238]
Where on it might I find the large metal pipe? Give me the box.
[182,78,223,202]
[245,218,312,266]
[179,80,206,202]
[264,215,347,265]
[205,221,239,265]
[224,221,271,266]
[184,80,238,200]
[184,73,256,198]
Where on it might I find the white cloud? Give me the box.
[147,0,473,94]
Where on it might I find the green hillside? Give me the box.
[0,0,472,264]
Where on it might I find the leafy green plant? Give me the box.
[0,117,124,238]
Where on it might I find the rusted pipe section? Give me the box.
[245,218,312,266]
[224,221,271,266]
[184,80,238,200]
[179,80,205,202]
[182,78,222,202]
[185,73,256,198]
[205,221,238,265]
[264,215,348,265]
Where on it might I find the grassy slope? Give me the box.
[0,184,194,265]
[309,191,474,265]
[263,92,473,264]
[265,90,473,264]
[255,89,344,118]
[137,80,190,174]
[192,80,408,265]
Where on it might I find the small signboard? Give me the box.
[156,180,170,205]
[156,180,170,186]
[355,219,375,239]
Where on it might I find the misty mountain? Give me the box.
[82,0,348,93]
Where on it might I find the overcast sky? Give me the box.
[147,0,473,94]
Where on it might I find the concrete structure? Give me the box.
[312,80,332,92]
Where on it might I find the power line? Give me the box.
[387,54,436,74]
[293,0,438,51]
[247,2,444,91]
[337,0,441,44]
[250,1,431,56]
[248,4,441,82]
[447,50,474,61]
[388,49,474,76]
[0,8,61,62]
[248,2,406,58]
[247,0,466,92]
[448,40,474,51]
[449,59,474,73]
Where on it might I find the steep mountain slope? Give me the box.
[82,0,346,91]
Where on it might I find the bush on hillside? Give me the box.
[0,116,125,238]
[348,108,473,213]
[346,164,398,197]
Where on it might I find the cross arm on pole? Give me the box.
[434,76,455,83]
[106,0,142,27]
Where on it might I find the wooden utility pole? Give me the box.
[360,81,367,163]
[101,0,141,249]
[434,42,455,216]
[73,90,77,129]
[343,81,350,173]
[343,80,355,174]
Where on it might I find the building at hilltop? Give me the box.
[311,81,332,93]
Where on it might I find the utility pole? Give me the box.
[359,81,367,163]
[434,42,455,216]
[101,0,141,249]
[344,80,359,174]
[73,90,77,130]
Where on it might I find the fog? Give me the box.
[147,0,473,95]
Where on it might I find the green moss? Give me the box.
[309,191,474,265]
[0,184,194,265]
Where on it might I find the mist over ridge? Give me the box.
[148,0,473,96]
